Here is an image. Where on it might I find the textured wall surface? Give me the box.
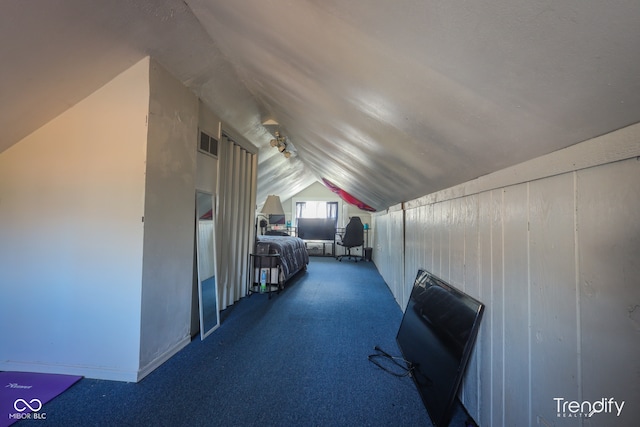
[139,59,199,377]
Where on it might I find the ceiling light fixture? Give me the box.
[270,131,291,159]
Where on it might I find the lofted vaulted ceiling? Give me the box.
[2,0,640,211]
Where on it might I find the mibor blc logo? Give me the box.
[14,398,42,412]
[554,397,625,418]
[8,398,47,421]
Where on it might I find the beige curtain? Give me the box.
[216,133,257,310]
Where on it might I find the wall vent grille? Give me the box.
[199,131,218,157]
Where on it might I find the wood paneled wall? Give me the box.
[373,126,640,426]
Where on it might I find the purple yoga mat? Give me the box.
[0,371,82,427]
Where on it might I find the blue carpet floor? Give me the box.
[17,257,470,426]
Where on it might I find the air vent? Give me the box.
[199,131,218,157]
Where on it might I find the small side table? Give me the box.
[247,253,282,299]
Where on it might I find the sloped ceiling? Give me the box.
[2,1,640,212]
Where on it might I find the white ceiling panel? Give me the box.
[2,0,639,211]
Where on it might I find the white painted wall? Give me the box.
[0,57,259,382]
[284,181,342,223]
[373,124,640,426]
[138,60,199,378]
[196,100,220,194]
[284,181,373,227]
[0,58,150,381]
[374,204,404,300]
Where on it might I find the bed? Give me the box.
[252,235,309,289]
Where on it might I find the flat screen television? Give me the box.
[296,218,336,241]
[396,270,484,427]
[269,214,286,225]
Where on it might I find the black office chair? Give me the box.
[336,216,364,262]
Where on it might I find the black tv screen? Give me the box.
[396,270,484,427]
[296,218,336,241]
[269,214,286,225]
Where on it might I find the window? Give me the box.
[295,201,338,225]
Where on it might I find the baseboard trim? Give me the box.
[0,360,139,383]
[0,336,191,383]
[136,335,191,382]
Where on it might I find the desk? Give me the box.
[247,253,282,299]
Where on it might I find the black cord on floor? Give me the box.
[367,346,414,378]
